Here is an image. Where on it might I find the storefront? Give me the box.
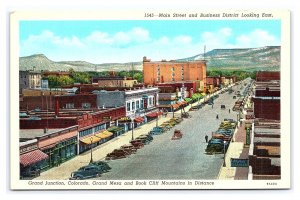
[37,126,78,170]
[20,139,48,179]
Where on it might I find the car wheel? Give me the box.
[76,176,81,180]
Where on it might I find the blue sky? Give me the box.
[20,20,281,63]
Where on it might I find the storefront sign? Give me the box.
[231,158,249,167]
[103,116,112,121]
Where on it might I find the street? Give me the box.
[95,83,246,180]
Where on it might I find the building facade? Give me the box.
[252,71,280,120]
[92,76,138,87]
[19,71,42,92]
[143,56,207,86]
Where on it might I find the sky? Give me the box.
[19,20,281,63]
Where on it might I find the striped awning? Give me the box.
[134,116,144,123]
[80,135,102,145]
[95,131,113,139]
[20,149,49,167]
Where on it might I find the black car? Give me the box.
[70,165,103,180]
[91,161,111,172]
[221,105,226,109]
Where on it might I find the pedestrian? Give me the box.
[229,109,231,113]
[205,135,208,143]
[216,114,219,119]
[212,104,214,109]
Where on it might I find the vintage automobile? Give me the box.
[130,140,144,149]
[139,134,153,141]
[131,138,151,145]
[121,144,138,153]
[70,165,103,180]
[205,139,229,154]
[90,161,111,172]
[221,105,226,109]
[212,133,232,141]
[120,144,137,154]
[190,104,203,111]
[105,149,128,160]
[136,135,152,144]
[233,96,237,99]
[149,127,165,135]
[172,129,183,140]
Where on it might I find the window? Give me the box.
[66,103,74,109]
[132,101,135,110]
[136,100,140,109]
[82,103,91,109]
[140,99,143,109]
[126,102,131,111]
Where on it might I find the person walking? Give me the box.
[216,114,219,119]
[205,135,208,143]
[229,109,231,113]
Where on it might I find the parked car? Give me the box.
[131,138,151,145]
[121,144,138,153]
[139,134,153,141]
[70,165,103,180]
[130,140,144,149]
[91,161,111,172]
[106,149,128,160]
[233,96,237,99]
[221,105,226,109]
[136,135,152,144]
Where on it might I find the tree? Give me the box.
[133,72,143,83]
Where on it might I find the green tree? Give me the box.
[57,75,74,86]
[133,72,143,83]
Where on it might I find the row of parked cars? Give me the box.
[205,119,237,154]
[149,117,183,135]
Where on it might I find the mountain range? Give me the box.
[19,46,280,72]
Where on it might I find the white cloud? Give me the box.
[20,27,280,63]
[235,29,280,47]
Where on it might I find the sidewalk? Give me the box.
[35,115,172,180]
[218,121,249,180]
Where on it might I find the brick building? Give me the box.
[92,76,138,87]
[252,71,280,120]
[249,120,281,179]
[143,56,206,86]
[20,93,97,111]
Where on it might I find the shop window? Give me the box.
[126,102,131,111]
[82,103,91,109]
[66,103,74,109]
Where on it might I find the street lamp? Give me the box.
[156,111,159,127]
[131,118,134,140]
[89,137,93,164]
[223,141,227,167]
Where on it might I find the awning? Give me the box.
[177,101,187,106]
[80,135,102,144]
[134,116,145,123]
[184,98,192,103]
[171,104,180,109]
[146,111,163,118]
[95,130,113,139]
[107,126,124,133]
[20,149,49,167]
[38,130,77,149]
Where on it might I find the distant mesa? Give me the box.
[19,46,280,72]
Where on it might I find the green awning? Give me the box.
[184,98,192,103]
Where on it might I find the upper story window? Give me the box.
[126,102,131,111]
[82,103,91,109]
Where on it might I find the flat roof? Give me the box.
[254,137,280,143]
[20,129,63,139]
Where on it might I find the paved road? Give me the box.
[95,82,249,180]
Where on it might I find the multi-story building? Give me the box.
[143,56,207,86]
[19,70,42,92]
[92,76,138,87]
[252,71,280,120]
